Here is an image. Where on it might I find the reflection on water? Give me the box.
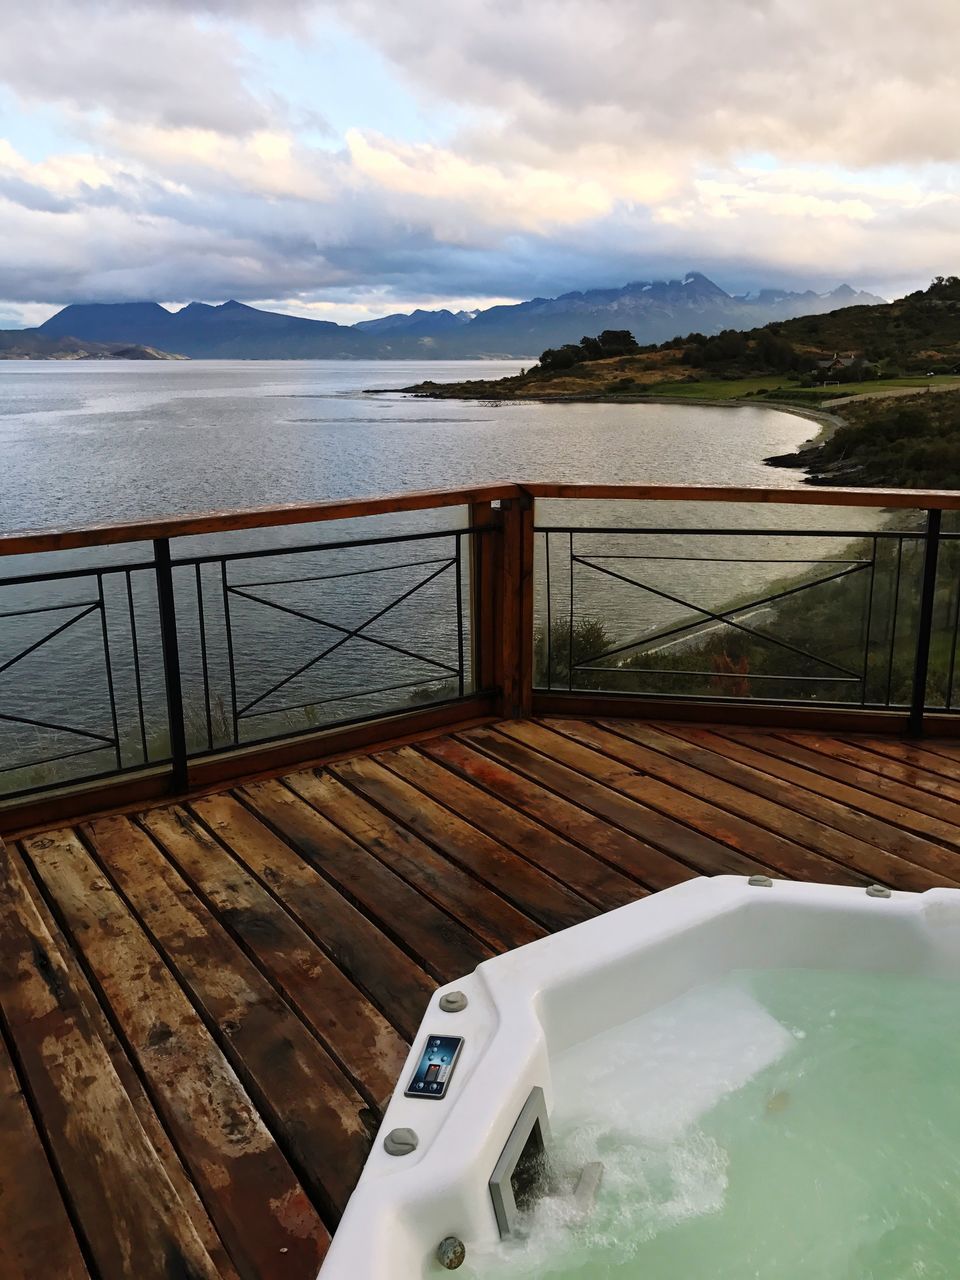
[3,357,822,533]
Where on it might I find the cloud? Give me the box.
[2,0,960,322]
[345,130,615,232]
[324,0,960,168]
[0,4,271,135]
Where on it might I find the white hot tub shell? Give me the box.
[318,875,960,1278]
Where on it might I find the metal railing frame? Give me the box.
[3,482,960,826]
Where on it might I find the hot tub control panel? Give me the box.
[404,1034,464,1099]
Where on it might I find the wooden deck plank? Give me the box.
[632,722,960,884]
[329,755,594,933]
[906,739,960,764]
[0,836,224,1280]
[462,725,788,880]
[677,725,960,850]
[139,805,409,1110]
[383,744,642,911]
[422,735,699,891]
[188,793,434,1043]
[285,767,547,949]
[502,721,885,888]
[838,736,960,784]
[21,826,328,1280]
[0,1020,90,1280]
[728,730,960,833]
[571,720,960,891]
[8,715,960,1278]
[239,778,491,978]
[9,840,239,1280]
[471,727,824,885]
[778,732,960,805]
[81,815,371,1224]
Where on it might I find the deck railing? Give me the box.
[3,482,960,829]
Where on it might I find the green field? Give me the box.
[647,376,789,399]
[787,376,960,399]
[649,375,960,403]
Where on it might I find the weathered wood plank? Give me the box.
[286,767,546,948]
[424,735,698,890]
[6,480,960,561]
[907,739,960,764]
[0,1024,90,1280]
[785,733,960,804]
[21,827,328,1279]
[384,744,641,910]
[140,805,408,1108]
[736,731,960,831]
[563,720,958,891]
[239,778,491,978]
[81,815,371,1223]
[328,756,592,934]
[188,792,434,1042]
[9,841,239,1279]
[686,725,960,849]
[840,736,960,784]
[635,722,960,883]
[462,725,772,879]
[0,836,224,1280]
[495,721,875,887]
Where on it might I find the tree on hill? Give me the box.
[914,276,960,302]
[539,328,640,370]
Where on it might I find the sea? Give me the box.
[3,358,819,533]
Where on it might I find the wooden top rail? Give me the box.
[523,483,960,510]
[4,481,960,558]
[0,484,521,557]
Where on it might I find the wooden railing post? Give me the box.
[499,493,535,718]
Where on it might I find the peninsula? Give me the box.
[0,331,186,360]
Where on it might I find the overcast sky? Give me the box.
[1,0,959,327]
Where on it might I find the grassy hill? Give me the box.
[404,276,960,404]
[771,275,960,365]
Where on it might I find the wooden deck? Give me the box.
[6,717,960,1279]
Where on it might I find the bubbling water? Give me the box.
[467,969,960,1278]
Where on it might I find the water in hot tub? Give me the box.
[467,968,960,1278]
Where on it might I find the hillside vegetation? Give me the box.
[768,387,960,488]
[406,276,960,404]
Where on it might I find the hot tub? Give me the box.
[319,875,960,1278]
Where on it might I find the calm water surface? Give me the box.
[2,358,818,531]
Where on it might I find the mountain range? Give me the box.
[32,273,885,360]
